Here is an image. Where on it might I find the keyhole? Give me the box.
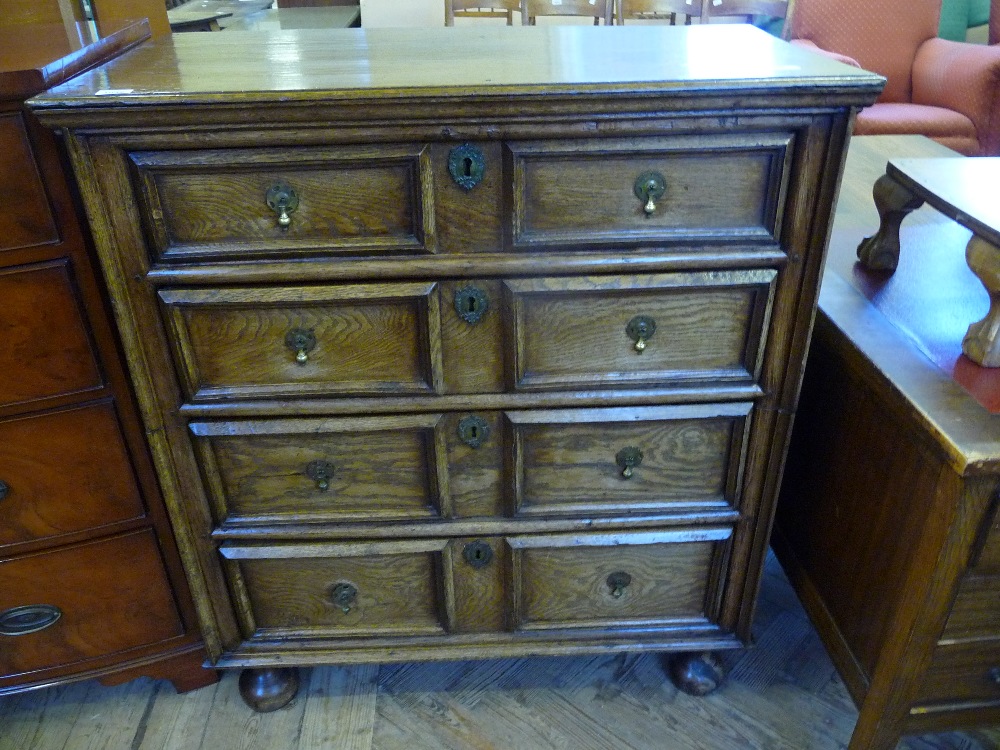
[466,295,478,313]
[469,424,478,439]
[463,157,474,178]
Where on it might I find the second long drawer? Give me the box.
[192,403,752,527]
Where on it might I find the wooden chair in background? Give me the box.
[615,0,701,24]
[522,0,613,24]
[445,0,522,25]
[699,0,788,23]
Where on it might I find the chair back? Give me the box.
[446,0,522,25]
[616,0,699,24]
[522,0,614,24]
[787,0,942,103]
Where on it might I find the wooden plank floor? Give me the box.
[2,553,998,750]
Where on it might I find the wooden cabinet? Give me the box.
[30,24,881,710]
[773,135,1000,749]
[0,21,216,695]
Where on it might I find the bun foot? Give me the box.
[666,651,726,696]
[238,667,300,712]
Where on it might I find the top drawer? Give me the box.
[130,144,435,262]
[506,133,793,251]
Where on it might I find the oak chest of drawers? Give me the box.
[31,24,882,709]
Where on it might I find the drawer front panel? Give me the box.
[915,640,1000,709]
[507,404,752,518]
[222,540,450,639]
[940,574,1000,642]
[504,271,776,390]
[509,528,732,631]
[192,415,448,525]
[507,134,791,250]
[160,282,444,401]
[0,531,184,679]
[0,402,145,548]
[0,114,58,252]
[0,261,102,408]
[131,145,435,262]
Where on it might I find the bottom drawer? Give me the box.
[914,640,1000,710]
[0,530,184,679]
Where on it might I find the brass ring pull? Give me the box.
[0,604,62,636]
[607,572,632,599]
[634,171,666,216]
[265,183,299,229]
[626,315,656,353]
[0,479,8,501]
[330,582,358,614]
[285,328,316,365]
[616,446,643,479]
[305,460,334,491]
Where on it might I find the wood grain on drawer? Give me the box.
[506,133,791,250]
[0,261,102,408]
[939,574,1000,643]
[506,404,752,518]
[130,145,435,262]
[221,540,451,640]
[0,114,58,252]
[914,639,1000,711]
[160,282,443,401]
[504,271,776,391]
[191,414,449,526]
[0,531,183,679]
[509,528,732,632]
[0,402,144,549]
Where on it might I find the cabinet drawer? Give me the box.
[915,640,1000,710]
[221,540,451,640]
[160,282,444,401]
[509,528,732,632]
[506,134,792,250]
[0,113,58,252]
[504,271,776,390]
[0,531,184,679]
[130,145,435,262]
[192,414,448,526]
[0,402,145,549]
[506,403,752,518]
[0,261,102,408]
[940,574,1000,642]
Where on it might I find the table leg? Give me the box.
[856,173,925,272]
[962,234,1000,367]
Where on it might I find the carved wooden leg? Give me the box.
[856,173,925,272]
[962,234,1000,367]
[238,667,300,712]
[665,651,726,696]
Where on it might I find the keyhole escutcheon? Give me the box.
[448,144,486,190]
[454,286,489,325]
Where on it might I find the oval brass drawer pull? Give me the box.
[625,315,656,353]
[330,582,358,614]
[305,460,335,491]
[615,446,643,479]
[265,183,299,229]
[633,171,666,216]
[607,571,632,599]
[285,328,316,365]
[0,604,62,636]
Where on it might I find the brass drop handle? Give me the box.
[616,446,643,479]
[0,604,62,636]
[331,582,358,614]
[634,171,666,216]
[305,460,334,491]
[607,572,632,599]
[0,479,8,501]
[626,316,656,354]
[285,328,316,365]
[265,183,299,229]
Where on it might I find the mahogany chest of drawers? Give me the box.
[31,24,882,709]
[0,20,214,694]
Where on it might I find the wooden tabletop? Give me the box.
[819,135,1000,473]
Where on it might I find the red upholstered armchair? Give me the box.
[787,0,1000,155]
